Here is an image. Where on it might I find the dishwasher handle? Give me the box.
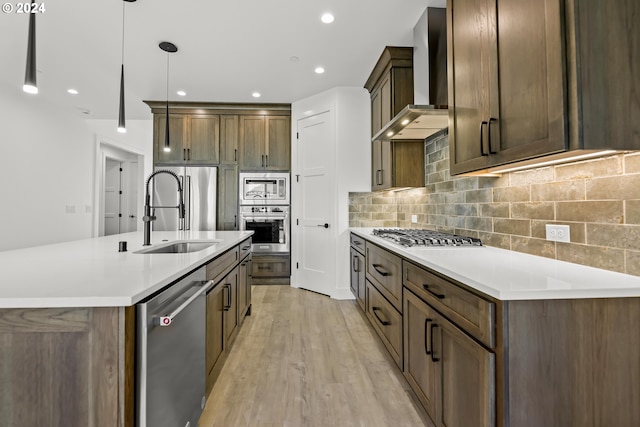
[157,280,213,327]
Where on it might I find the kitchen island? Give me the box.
[350,227,640,427]
[0,230,252,427]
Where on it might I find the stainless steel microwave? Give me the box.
[239,172,290,205]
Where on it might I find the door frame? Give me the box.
[94,140,145,237]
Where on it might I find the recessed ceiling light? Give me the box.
[67,89,78,95]
[315,66,325,74]
[252,92,261,98]
[176,90,186,96]
[321,13,335,24]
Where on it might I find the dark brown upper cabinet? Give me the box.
[447,0,640,175]
[365,47,425,191]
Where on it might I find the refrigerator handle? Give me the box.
[178,175,185,231]
[185,175,192,230]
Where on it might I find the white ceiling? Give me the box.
[0,0,437,121]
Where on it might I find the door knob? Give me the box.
[317,223,329,228]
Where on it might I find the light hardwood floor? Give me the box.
[199,285,433,427]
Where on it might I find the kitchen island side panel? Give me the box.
[0,306,133,427]
[505,298,640,427]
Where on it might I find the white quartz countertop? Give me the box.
[350,228,640,301]
[0,230,253,308]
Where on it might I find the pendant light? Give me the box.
[117,0,136,133]
[159,42,178,153]
[23,12,37,94]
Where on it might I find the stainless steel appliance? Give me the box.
[151,166,217,231]
[136,266,212,427]
[239,172,289,205]
[240,205,289,253]
[372,229,483,247]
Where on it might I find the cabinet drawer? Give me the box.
[239,238,252,260]
[350,233,366,255]
[206,246,239,283]
[404,261,495,348]
[252,254,290,277]
[366,242,403,312]
[366,280,403,369]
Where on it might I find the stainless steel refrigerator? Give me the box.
[151,166,217,231]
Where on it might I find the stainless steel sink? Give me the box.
[134,240,221,254]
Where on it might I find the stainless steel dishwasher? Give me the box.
[136,266,212,427]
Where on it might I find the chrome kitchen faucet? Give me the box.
[142,170,185,246]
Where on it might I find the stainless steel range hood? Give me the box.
[373,104,448,141]
[374,6,448,142]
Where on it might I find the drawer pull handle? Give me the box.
[425,318,433,355]
[372,307,391,326]
[430,323,440,362]
[353,240,362,246]
[372,264,390,277]
[242,246,251,250]
[423,284,445,299]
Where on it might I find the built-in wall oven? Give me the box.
[239,172,290,253]
[240,205,289,253]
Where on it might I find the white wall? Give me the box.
[0,82,153,252]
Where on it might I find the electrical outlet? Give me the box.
[411,214,418,223]
[546,224,570,243]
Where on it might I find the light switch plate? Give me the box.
[546,224,570,242]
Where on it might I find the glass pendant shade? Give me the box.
[23,13,37,94]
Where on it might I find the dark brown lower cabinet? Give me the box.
[223,268,239,345]
[206,282,225,395]
[252,253,290,285]
[238,255,252,325]
[366,280,403,369]
[350,247,365,310]
[404,289,495,427]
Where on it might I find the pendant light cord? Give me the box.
[166,52,170,104]
[121,2,125,65]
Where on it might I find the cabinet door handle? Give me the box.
[353,255,360,272]
[425,318,433,355]
[372,307,391,326]
[423,284,445,299]
[265,155,268,167]
[234,148,237,162]
[488,117,498,154]
[430,323,440,362]
[376,169,383,185]
[480,121,489,156]
[261,154,265,168]
[223,284,232,311]
[372,264,390,277]
[183,148,188,161]
[234,215,237,229]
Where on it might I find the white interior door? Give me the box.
[295,110,335,296]
[104,158,122,236]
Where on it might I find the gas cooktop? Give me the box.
[372,229,483,247]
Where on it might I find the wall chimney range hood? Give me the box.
[373,6,448,143]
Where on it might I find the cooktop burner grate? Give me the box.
[372,229,483,247]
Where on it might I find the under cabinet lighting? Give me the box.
[176,90,186,96]
[252,92,261,98]
[401,119,410,125]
